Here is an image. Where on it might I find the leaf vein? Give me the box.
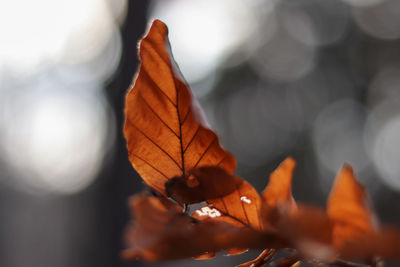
[216,154,228,167]
[126,119,182,171]
[183,125,201,153]
[192,136,216,169]
[129,152,169,181]
[237,186,250,225]
[175,79,186,176]
[141,67,177,107]
[181,108,191,125]
[138,94,179,138]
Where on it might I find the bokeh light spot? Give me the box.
[149,0,261,83]
[354,0,400,40]
[313,99,370,181]
[0,0,121,79]
[372,116,400,190]
[250,29,316,82]
[0,82,114,195]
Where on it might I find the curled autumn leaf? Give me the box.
[124,19,236,198]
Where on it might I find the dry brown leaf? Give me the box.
[207,180,263,230]
[184,167,281,256]
[259,159,334,261]
[190,195,265,256]
[165,166,243,205]
[124,19,236,196]
[167,166,264,230]
[260,157,297,229]
[186,159,297,260]
[122,195,284,261]
[262,157,297,209]
[327,164,378,259]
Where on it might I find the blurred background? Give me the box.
[1,0,400,266]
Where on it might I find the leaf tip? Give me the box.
[280,156,296,171]
[262,156,297,203]
[331,163,366,199]
[150,19,168,34]
[340,163,354,174]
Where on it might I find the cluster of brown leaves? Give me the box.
[122,19,400,266]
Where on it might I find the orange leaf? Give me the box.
[187,176,274,255]
[191,204,262,255]
[207,180,263,231]
[260,159,334,261]
[124,20,236,196]
[326,164,378,259]
[163,160,263,230]
[165,166,243,205]
[260,157,297,229]
[172,158,297,254]
[122,195,283,261]
[190,203,286,255]
[262,157,296,209]
[190,192,263,232]
[185,158,333,263]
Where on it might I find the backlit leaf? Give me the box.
[122,195,283,261]
[262,157,296,209]
[260,157,297,229]
[165,162,263,230]
[207,180,263,230]
[165,166,243,205]
[327,164,378,259]
[261,159,334,261]
[124,20,236,196]
[186,171,276,256]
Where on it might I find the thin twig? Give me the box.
[252,249,277,267]
[236,249,277,267]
